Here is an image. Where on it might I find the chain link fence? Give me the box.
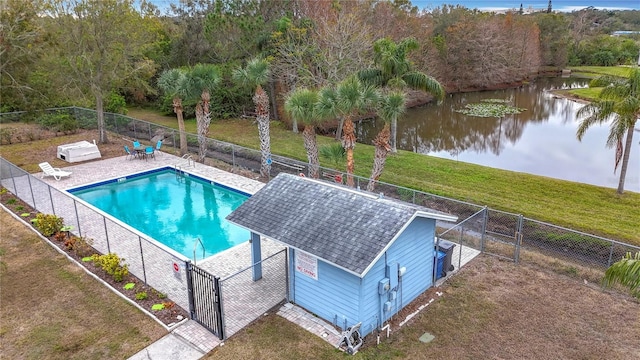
[2,107,640,291]
[0,158,191,311]
[219,249,288,338]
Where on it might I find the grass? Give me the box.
[124,109,640,245]
[569,87,602,100]
[1,112,639,246]
[209,256,640,359]
[568,66,634,78]
[0,210,166,359]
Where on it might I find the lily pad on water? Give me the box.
[456,99,526,118]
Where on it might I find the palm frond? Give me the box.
[180,64,221,102]
[603,252,640,299]
[379,91,406,123]
[315,86,338,120]
[403,71,445,99]
[234,57,269,87]
[157,68,185,96]
[357,68,385,88]
[284,88,318,125]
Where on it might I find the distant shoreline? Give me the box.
[548,89,591,104]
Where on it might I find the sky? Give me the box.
[147,0,640,14]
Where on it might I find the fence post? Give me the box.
[138,236,147,284]
[606,242,615,268]
[7,162,17,196]
[515,214,523,264]
[73,200,82,237]
[48,186,55,216]
[148,122,152,141]
[216,276,226,340]
[26,173,36,208]
[481,207,488,252]
[103,217,110,253]
[185,260,194,319]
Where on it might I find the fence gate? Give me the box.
[483,209,522,262]
[186,262,224,339]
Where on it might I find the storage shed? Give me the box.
[226,174,457,338]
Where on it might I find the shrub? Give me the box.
[72,236,94,258]
[64,236,77,250]
[0,127,16,144]
[53,231,67,242]
[33,213,64,237]
[37,113,79,134]
[153,289,167,299]
[92,253,129,282]
[56,116,79,134]
[25,128,43,141]
[135,291,148,300]
[105,91,128,115]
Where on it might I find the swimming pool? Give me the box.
[69,167,250,261]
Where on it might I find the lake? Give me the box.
[355,77,640,193]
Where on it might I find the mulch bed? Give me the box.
[0,187,189,327]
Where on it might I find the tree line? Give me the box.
[2,0,639,116]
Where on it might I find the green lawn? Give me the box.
[0,211,166,359]
[127,108,640,245]
[568,66,634,78]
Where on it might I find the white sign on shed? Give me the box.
[295,251,318,280]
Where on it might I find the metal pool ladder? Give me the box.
[193,237,205,265]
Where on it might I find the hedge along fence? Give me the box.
[2,106,639,273]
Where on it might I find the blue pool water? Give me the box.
[69,168,250,260]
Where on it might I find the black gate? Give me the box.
[186,262,224,339]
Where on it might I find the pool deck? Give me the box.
[38,152,480,358]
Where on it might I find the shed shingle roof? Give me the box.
[226,173,456,276]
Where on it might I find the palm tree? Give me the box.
[576,68,640,194]
[319,143,346,170]
[284,88,321,178]
[233,57,272,178]
[603,252,640,299]
[157,69,188,156]
[358,37,444,153]
[180,64,221,163]
[335,76,380,187]
[367,91,406,192]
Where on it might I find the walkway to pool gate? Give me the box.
[35,152,480,358]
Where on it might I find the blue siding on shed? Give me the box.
[359,259,388,336]
[290,249,361,330]
[385,218,435,309]
[358,217,435,336]
[288,218,436,338]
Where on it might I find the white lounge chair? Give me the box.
[39,162,72,181]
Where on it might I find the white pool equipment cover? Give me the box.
[57,140,102,163]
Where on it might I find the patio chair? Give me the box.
[39,162,72,181]
[155,140,163,156]
[145,146,155,160]
[124,145,137,160]
[133,140,141,148]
